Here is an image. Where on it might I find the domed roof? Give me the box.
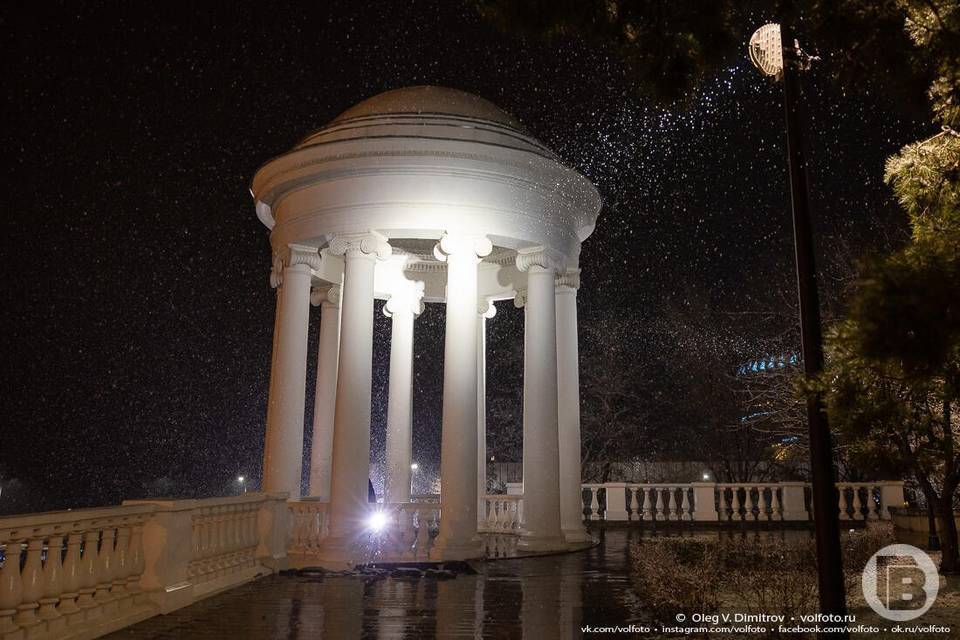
[332,86,522,129]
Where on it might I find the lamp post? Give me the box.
[237,475,247,495]
[749,23,848,631]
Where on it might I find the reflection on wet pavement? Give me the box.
[105,528,814,639]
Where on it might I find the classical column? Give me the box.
[308,284,342,500]
[516,247,566,551]
[430,233,492,560]
[556,270,591,543]
[322,232,391,552]
[477,298,496,527]
[383,281,424,504]
[262,245,321,498]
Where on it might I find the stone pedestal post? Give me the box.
[879,481,906,520]
[308,285,341,500]
[384,282,423,504]
[691,482,720,521]
[430,233,491,561]
[516,247,566,551]
[780,482,809,521]
[603,484,630,521]
[322,233,391,559]
[555,271,591,542]
[262,245,321,498]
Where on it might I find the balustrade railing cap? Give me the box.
[1,502,157,536]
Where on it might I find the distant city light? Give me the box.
[410,463,419,471]
[237,475,245,482]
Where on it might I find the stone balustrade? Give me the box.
[0,504,154,640]
[0,493,288,640]
[287,499,329,554]
[385,503,441,562]
[579,481,905,523]
[479,495,523,533]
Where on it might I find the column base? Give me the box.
[562,525,593,544]
[518,531,568,553]
[429,534,484,562]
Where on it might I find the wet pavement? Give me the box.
[105,528,814,639]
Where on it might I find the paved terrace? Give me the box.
[106,529,643,639]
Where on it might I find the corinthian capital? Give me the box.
[327,232,392,261]
[432,233,493,262]
[270,244,322,288]
[515,246,566,273]
[555,269,581,290]
[310,284,342,308]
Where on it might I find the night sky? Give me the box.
[1,1,925,513]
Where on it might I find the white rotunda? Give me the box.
[251,86,601,564]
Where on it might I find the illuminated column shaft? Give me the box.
[308,284,341,500]
[476,301,495,526]
[324,233,390,545]
[384,286,422,504]
[517,248,565,551]
[262,246,320,498]
[556,271,590,543]
[431,233,492,560]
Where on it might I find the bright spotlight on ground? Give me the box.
[367,511,389,532]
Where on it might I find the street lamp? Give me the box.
[749,22,847,629]
[237,475,247,494]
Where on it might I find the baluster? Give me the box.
[772,487,784,520]
[0,538,23,635]
[640,488,652,521]
[415,509,431,559]
[401,508,415,560]
[94,527,117,612]
[77,529,100,613]
[484,499,496,531]
[126,524,144,596]
[38,533,65,627]
[588,488,600,521]
[197,510,211,579]
[14,536,43,631]
[867,485,880,521]
[837,487,849,521]
[229,506,241,568]
[749,486,761,521]
[679,488,690,521]
[59,532,83,621]
[851,487,864,521]
[215,507,227,576]
[112,527,131,607]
